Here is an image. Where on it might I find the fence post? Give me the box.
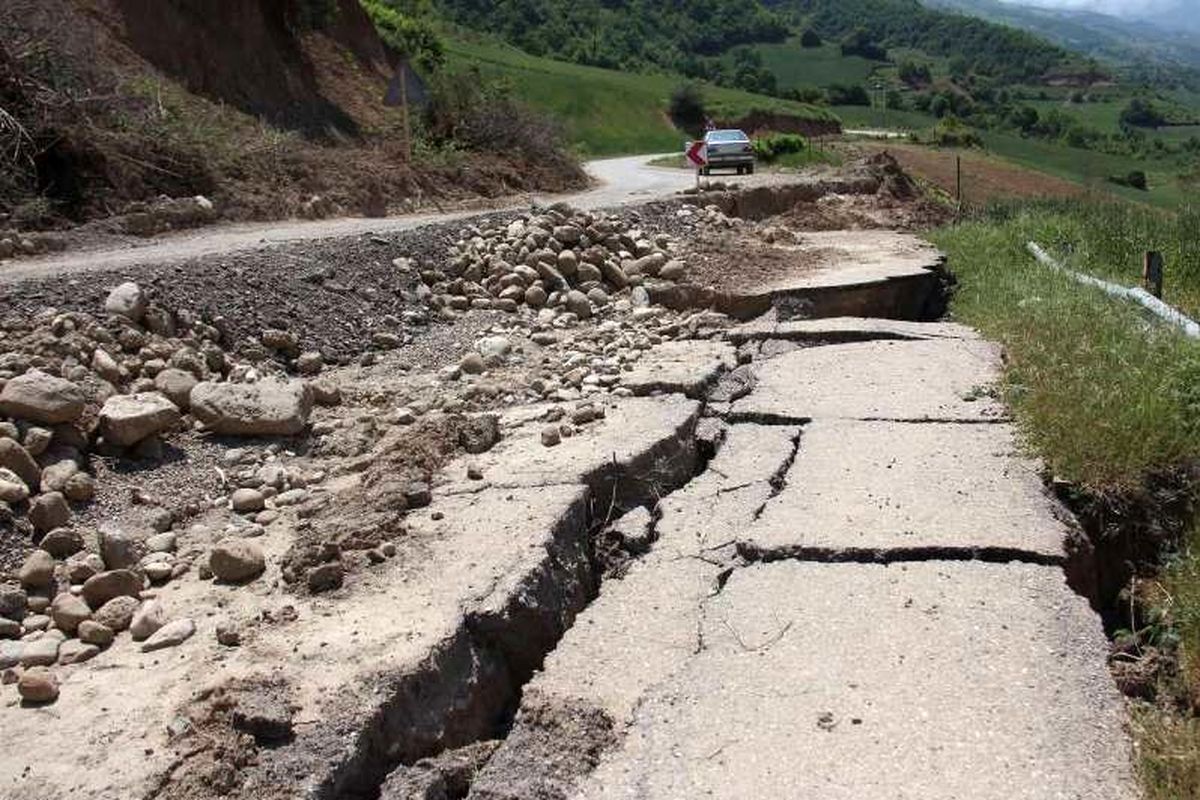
[956,155,962,208]
[1144,251,1164,299]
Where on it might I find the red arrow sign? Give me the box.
[686,140,707,167]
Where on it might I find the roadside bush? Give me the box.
[840,28,887,61]
[898,61,932,88]
[783,87,827,105]
[360,0,444,72]
[826,84,870,106]
[1109,170,1149,191]
[800,29,822,48]
[930,117,983,148]
[423,69,575,174]
[752,133,808,162]
[669,83,708,135]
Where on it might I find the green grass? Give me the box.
[443,35,836,157]
[1134,701,1200,800]
[932,196,1200,800]
[978,130,1192,209]
[753,40,879,90]
[833,105,935,131]
[1027,97,1125,130]
[929,200,1200,489]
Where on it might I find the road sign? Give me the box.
[685,140,707,167]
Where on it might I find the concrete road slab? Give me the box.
[575,561,1137,800]
[761,230,943,294]
[528,424,801,722]
[727,315,980,345]
[730,338,1006,423]
[620,340,736,399]
[747,420,1070,560]
[437,395,701,495]
[467,426,801,799]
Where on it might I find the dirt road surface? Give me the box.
[0,155,786,285]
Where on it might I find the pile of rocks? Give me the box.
[0,232,44,260]
[119,195,216,237]
[439,305,733,412]
[0,280,327,537]
[2,525,198,703]
[427,205,689,320]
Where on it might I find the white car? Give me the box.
[702,129,755,175]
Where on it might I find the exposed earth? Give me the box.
[0,155,1137,800]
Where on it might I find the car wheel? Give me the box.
[747,164,755,175]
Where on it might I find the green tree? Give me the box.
[800,29,822,48]
[1120,98,1166,129]
[669,83,708,134]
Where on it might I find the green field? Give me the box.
[444,35,836,156]
[979,130,1193,208]
[833,105,935,131]
[753,40,879,90]
[1027,98,1125,129]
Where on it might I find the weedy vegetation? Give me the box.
[931,197,1200,798]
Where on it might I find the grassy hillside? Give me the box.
[755,40,877,90]
[443,34,837,156]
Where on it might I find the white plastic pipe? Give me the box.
[1027,241,1200,339]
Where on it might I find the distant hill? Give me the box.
[436,0,1091,88]
[928,0,1200,81]
[764,0,1093,84]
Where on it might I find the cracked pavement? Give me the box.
[467,315,1137,800]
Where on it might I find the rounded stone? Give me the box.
[49,592,91,635]
[40,528,84,559]
[17,667,59,703]
[81,570,142,609]
[92,595,140,632]
[230,488,266,514]
[130,600,167,641]
[29,492,70,534]
[18,550,55,590]
[77,620,115,647]
[459,352,486,375]
[208,539,266,583]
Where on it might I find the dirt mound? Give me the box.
[0,0,585,230]
[100,0,387,137]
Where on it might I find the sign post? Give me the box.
[685,140,707,190]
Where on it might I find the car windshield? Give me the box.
[706,130,748,143]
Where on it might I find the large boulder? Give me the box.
[209,539,266,583]
[98,392,180,447]
[104,282,148,322]
[81,570,142,609]
[0,370,85,424]
[190,381,313,437]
